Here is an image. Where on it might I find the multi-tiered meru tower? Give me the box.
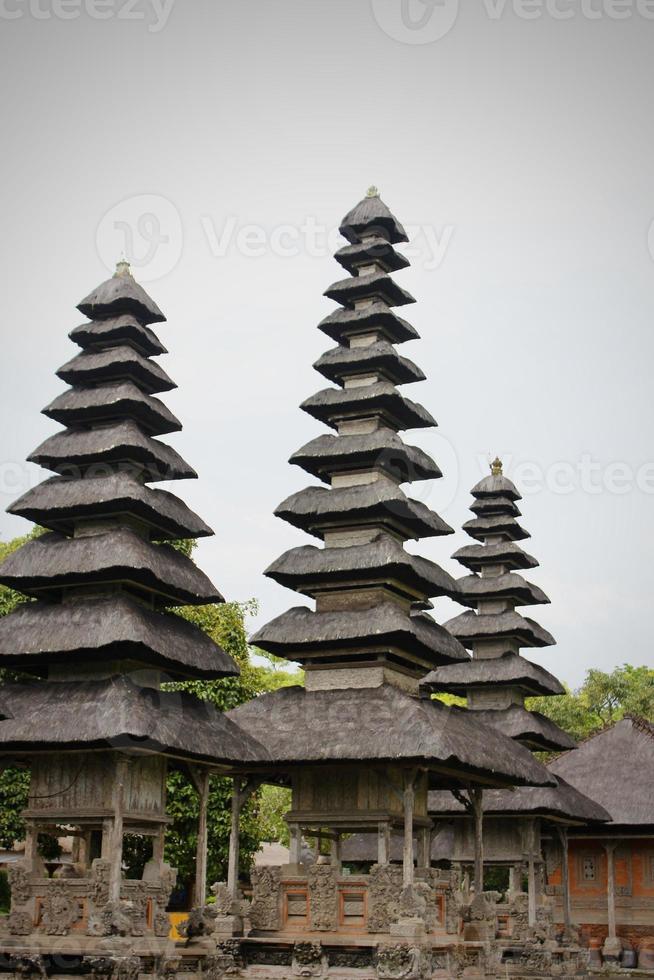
[0,262,260,951]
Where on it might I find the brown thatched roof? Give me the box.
[324,271,415,308]
[275,482,453,541]
[28,421,196,482]
[471,473,521,500]
[422,652,564,698]
[549,717,654,826]
[0,675,260,763]
[0,528,223,606]
[456,572,549,608]
[9,473,213,541]
[471,705,576,752]
[250,603,468,667]
[452,541,538,572]
[444,610,555,648]
[290,431,440,484]
[265,534,457,600]
[301,383,436,432]
[69,316,167,357]
[318,303,418,345]
[77,273,165,325]
[227,684,556,787]
[462,514,529,542]
[428,776,610,824]
[334,238,409,275]
[0,594,238,679]
[43,382,182,437]
[339,193,409,245]
[313,340,424,387]
[57,345,175,395]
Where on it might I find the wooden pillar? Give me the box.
[403,771,416,889]
[604,842,617,940]
[378,822,391,866]
[527,819,538,927]
[152,825,165,868]
[417,825,431,869]
[195,770,211,906]
[331,834,341,874]
[227,777,242,897]
[23,822,38,872]
[508,863,521,896]
[557,827,572,934]
[288,823,302,865]
[109,758,127,904]
[470,788,484,895]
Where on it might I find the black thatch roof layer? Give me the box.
[470,494,521,517]
[462,514,529,542]
[0,676,262,763]
[334,238,409,275]
[0,594,237,679]
[56,345,176,394]
[0,528,223,606]
[456,572,549,608]
[8,473,213,540]
[290,431,440,484]
[318,303,418,345]
[453,540,538,571]
[227,684,555,787]
[265,535,457,600]
[251,604,468,666]
[313,341,424,387]
[444,610,556,648]
[43,381,182,436]
[471,706,576,752]
[69,316,167,357]
[324,271,415,308]
[422,652,564,697]
[301,383,436,431]
[276,482,453,540]
[549,717,654,826]
[29,421,197,482]
[428,776,610,824]
[339,193,409,245]
[471,473,521,500]
[77,272,165,324]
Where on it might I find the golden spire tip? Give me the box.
[490,457,503,477]
[114,257,132,278]
[366,185,379,198]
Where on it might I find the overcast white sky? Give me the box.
[1,1,653,689]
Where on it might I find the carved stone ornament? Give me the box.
[8,910,33,937]
[368,864,403,933]
[376,943,430,980]
[41,881,81,935]
[211,881,233,916]
[308,864,338,932]
[112,957,142,980]
[153,909,172,938]
[178,905,216,942]
[155,955,181,980]
[293,941,326,977]
[249,866,281,930]
[7,863,30,905]
[9,955,47,980]
[90,859,111,906]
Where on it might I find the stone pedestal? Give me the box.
[389,917,426,939]
[602,935,622,965]
[213,914,244,938]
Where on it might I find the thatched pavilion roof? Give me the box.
[314,340,424,387]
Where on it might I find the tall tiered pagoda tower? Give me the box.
[0,262,260,951]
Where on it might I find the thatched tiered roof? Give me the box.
[0,262,251,764]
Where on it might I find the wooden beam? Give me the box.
[557,827,572,934]
[403,770,416,889]
[527,818,538,927]
[378,822,391,866]
[194,769,211,907]
[604,842,618,940]
[469,787,484,894]
[227,777,242,897]
[109,758,127,904]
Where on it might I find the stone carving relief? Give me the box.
[249,866,281,931]
[7,911,33,937]
[292,941,326,977]
[41,881,81,935]
[376,943,430,980]
[368,864,403,933]
[7,863,30,905]
[308,865,338,932]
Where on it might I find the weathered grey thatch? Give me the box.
[324,271,415,308]
[301,383,436,431]
[334,238,410,275]
[471,705,576,752]
[265,534,457,599]
[462,514,529,542]
[0,675,262,763]
[318,303,418,345]
[421,652,564,697]
[43,381,182,436]
[471,473,521,500]
[455,572,549,608]
[69,316,167,357]
[8,473,213,540]
[444,610,555,648]
[0,594,237,678]
[276,482,454,540]
[452,540,538,571]
[313,341,424,387]
[470,495,521,517]
[251,603,468,666]
[549,717,654,826]
[77,274,165,324]
[428,776,610,823]
[290,431,440,483]
[0,528,223,606]
[338,194,409,245]
[227,684,556,787]
[29,420,196,482]
[56,345,175,394]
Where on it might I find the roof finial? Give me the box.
[114,257,132,279]
[366,185,380,198]
[490,457,503,477]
